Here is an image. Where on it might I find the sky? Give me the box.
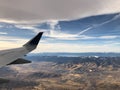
[0,0,120,53]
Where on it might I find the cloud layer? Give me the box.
[0,4,120,53]
[0,0,120,23]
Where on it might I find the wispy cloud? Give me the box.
[93,14,120,27]
[0,34,47,50]
[0,36,119,53]
[0,11,119,53]
[15,24,47,34]
[0,36,28,50]
[13,17,120,41]
[0,32,7,35]
[99,35,119,39]
[76,14,120,36]
[34,42,120,53]
[43,19,119,40]
[78,27,93,35]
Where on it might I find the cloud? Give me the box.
[0,34,46,51]
[45,14,120,40]
[0,37,119,53]
[93,13,120,27]
[0,33,119,53]
[0,36,28,50]
[99,35,119,39]
[0,25,3,28]
[15,24,46,34]
[35,42,120,53]
[0,0,120,23]
[15,23,119,41]
[0,32,7,35]
[13,17,120,41]
[76,14,120,36]
[78,27,93,35]
[44,23,119,40]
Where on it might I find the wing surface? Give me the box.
[0,32,43,67]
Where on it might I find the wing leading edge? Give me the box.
[0,32,43,67]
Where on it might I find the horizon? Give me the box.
[28,52,120,57]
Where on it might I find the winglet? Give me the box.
[23,32,43,51]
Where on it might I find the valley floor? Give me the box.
[0,56,120,90]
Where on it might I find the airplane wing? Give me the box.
[7,58,31,65]
[0,32,43,67]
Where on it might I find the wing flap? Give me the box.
[7,58,31,65]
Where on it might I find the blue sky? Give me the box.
[0,0,120,53]
[0,13,120,53]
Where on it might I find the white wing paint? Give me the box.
[0,32,43,67]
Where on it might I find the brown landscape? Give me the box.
[0,56,120,90]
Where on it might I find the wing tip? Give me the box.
[23,32,43,50]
